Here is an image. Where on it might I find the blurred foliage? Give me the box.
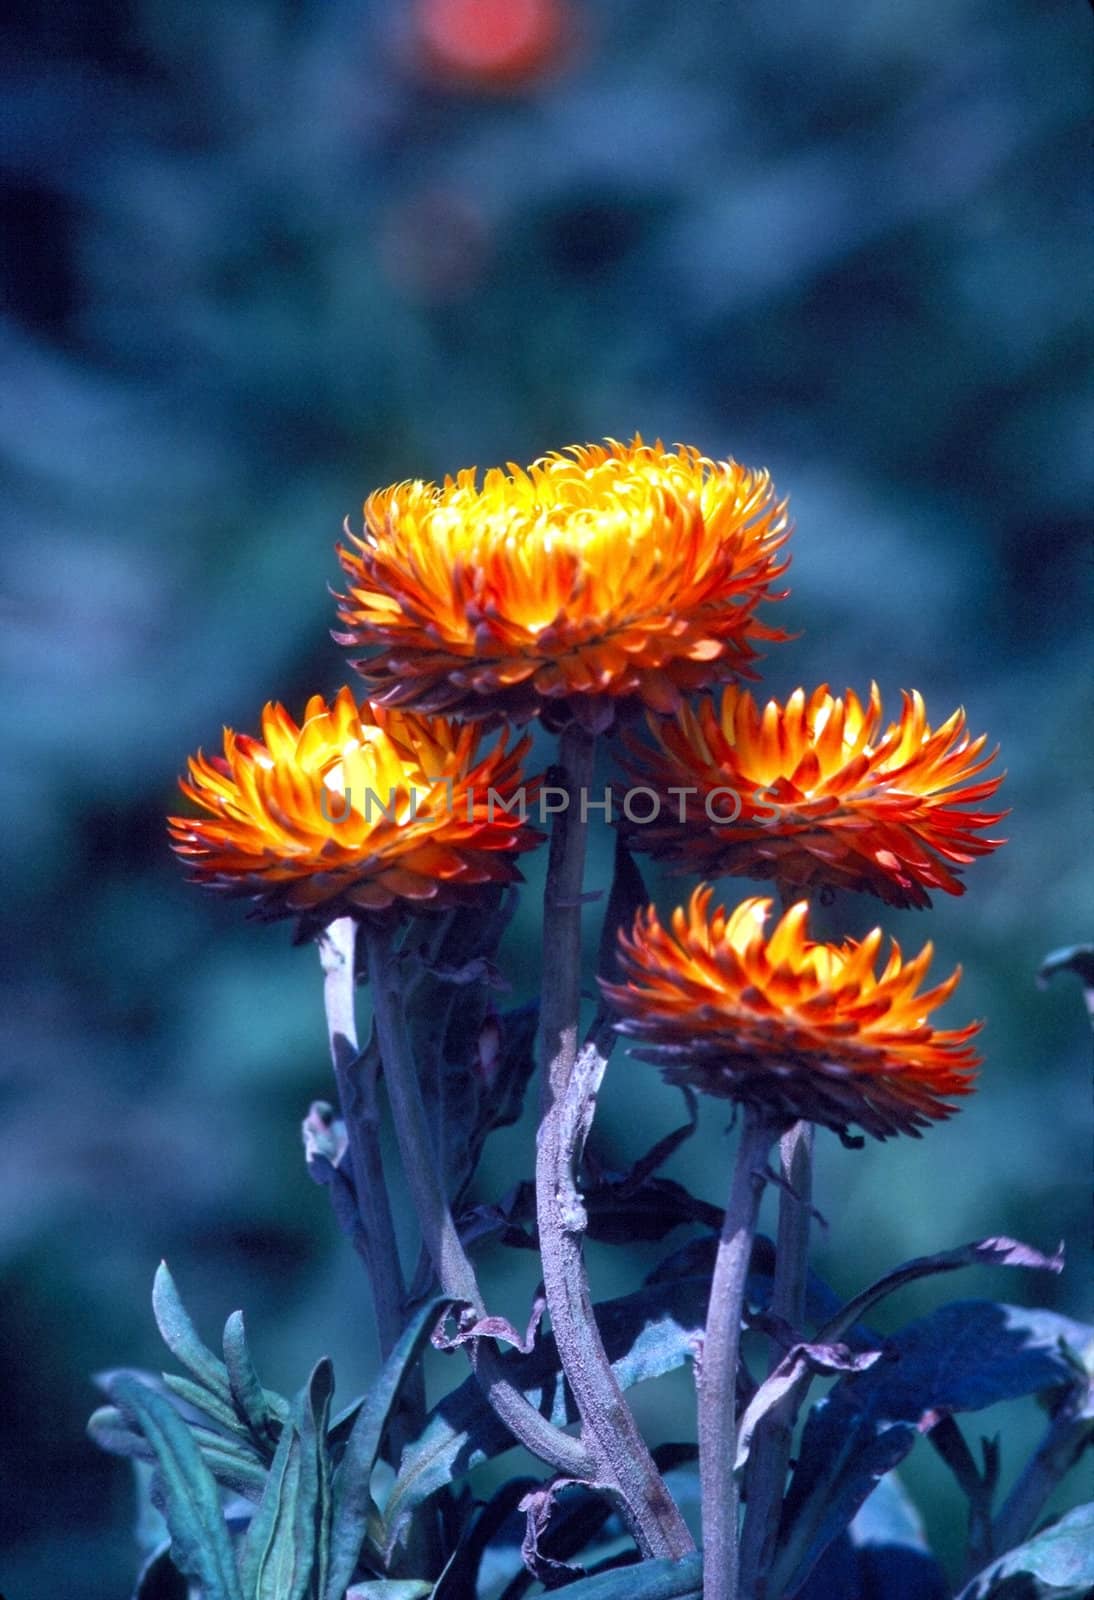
[1,0,1090,1592]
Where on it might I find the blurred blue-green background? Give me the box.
[2,1,1091,1593]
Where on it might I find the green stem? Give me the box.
[362,918,592,1480]
[318,916,407,1359]
[700,1109,776,1600]
[535,724,694,1560]
[738,1120,814,1597]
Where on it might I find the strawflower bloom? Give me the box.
[335,438,791,731]
[168,686,541,921]
[601,888,980,1140]
[619,683,1006,907]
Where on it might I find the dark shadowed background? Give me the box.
[2,1,1091,1593]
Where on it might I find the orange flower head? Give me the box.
[601,888,980,1141]
[618,684,1006,907]
[335,438,791,732]
[168,686,541,924]
[411,0,571,92]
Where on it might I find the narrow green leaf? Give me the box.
[957,1501,1094,1599]
[223,1311,288,1448]
[291,1359,334,1600]
[110,1374,244,1600]
[132,1459,171,1561]
[162,1375,256,1442]
[153,1263,234,1407]
[195,1440,270,1502]
[259,1442,306,1599]
[239,1361,334,1600]
[325,1296,450,1600]
[237,1420,301,1599]
[190,1422,265,1466]
[92,1399,268,1500]
[88,1404,155,1461]
[326,1395,365,1451]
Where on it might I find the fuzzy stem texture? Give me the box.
[700,1110,776,1600]
[363,918,591,1480]
[739,1119,814,1596]
[535,723,694,1561]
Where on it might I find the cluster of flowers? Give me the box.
[171,438,1005,1140]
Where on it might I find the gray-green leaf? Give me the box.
[110,1374,244,1600]
[957,1502,1094,1598]
[162,1373,256,1443]
[153,1263,234,1407]
[293,1358,335,1600]
[223,1310,288,1448]
[237,1419,305,1600]
[239,1359,335,1600]
[326,1296,451,1600]
[88,1403,155,1462]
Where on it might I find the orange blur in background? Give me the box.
[412,0,573,90]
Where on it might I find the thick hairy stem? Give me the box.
[535,725,694,1560]
[362,919,591,1480]
[700,1110,776,1600]
[318,916,407,1359]
[739,1120,814,1597]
